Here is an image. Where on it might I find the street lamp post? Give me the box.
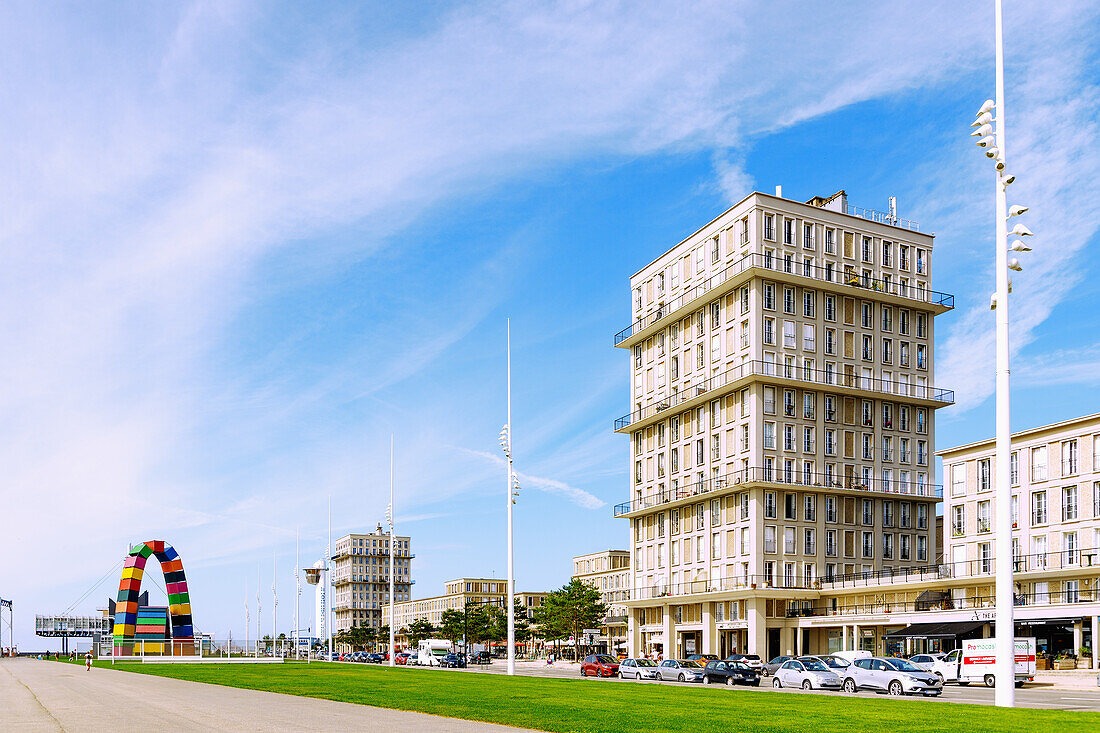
[970,0,1034,708]
[388,435,396,668]
[499,320,520,676]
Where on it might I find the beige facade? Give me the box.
[617,189,953,660]
[382,577,548,647]
[572,550,630,651]
[331,524,413,635]
[938,413,1100,656]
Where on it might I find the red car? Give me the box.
[581,654,620,677]
[395,651,411,665]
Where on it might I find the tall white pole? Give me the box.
[327,496,333,661]
[389,434,397,667]
[244,579,249,657]
[273,550,278,657]
[993,0,1015,708]
[256,565,261,656]
[295,528,301,661]
[506,319,515,676]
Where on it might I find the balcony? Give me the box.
[615,252,953,347]
[614,466,941,517]
[615,359,952,432]
[632,574,812,601]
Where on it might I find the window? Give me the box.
[825,529,837,556]
[900,502,911,528]
[977,500,991,533]
[882,338,892,364]
[825,228,835,254]
[825,496,837,523]
[1063,440,1078,476]
[979,542,992,574]
[861,236,872,263]
[763,318,775,345]
[978,459,991,492]
[783,320,796,349]
[763,387,776,414]
[900,534,911,561]
[764,214,775,240]
[804,495,816,522]
[1063,486,1078,521]
[1031,446,1047,482]
[916,313,926,338]
[764,525,776,553]
[824,395,836,422]
[861,531,874,558]
[804,528,816,555]
[825,328,836,355]
[1032,491,1048,525]
[882,241,892,267]
[783,287,795,314]
[764,491,777,519]
[916,248,926,274]
[824,294,836,321]
[1064,532,1078,565]
[784,527,796,554]
[1010,452,1019,485]
[951,505,965,537]
[861,302,873,328]
[882,533,894,559]
[883,501,894,527]
[784,493,797,520]
[917,503,928,529]
[783,218,793,245]
[916,535,927,562]
[803,291,816,317]
[803,223,814,249]
[862,334,872,361]
[881,306,892,332]
[710,236,720,263]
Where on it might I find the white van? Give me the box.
[415,638,452,667]
[957,637,1035,687]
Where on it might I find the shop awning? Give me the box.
[885,620,986,639]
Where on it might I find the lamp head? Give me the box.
[972,111,993,127]
[984,146,1000,159]
[1009,240,1032,252]
[1007,258,1023,272]
[977,99,996,115]
[1011,223,1033,237]
[1008,204,1029,217]
[975,135,996,148]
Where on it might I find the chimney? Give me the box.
[775,185,783,198]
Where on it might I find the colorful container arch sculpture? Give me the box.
[112,541,194,655]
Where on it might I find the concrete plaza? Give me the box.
[0,658,532,732]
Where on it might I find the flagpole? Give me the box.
[295,527,301,661]
[389,434,396,667]
[256,565,261,656]
[327,495,333,661]
[273,550,278,657]
[244,578,249,658]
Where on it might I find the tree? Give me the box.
[404,618,436,647]
[440,608,465,647]
[487,604,531,644]
[378,625,391,651]
[533,579,607,657]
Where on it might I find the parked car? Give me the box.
[762,655,793,676]
[655,659,704,683]
[804,654,850,672]
[395,651,412,665]
[841,657,943,696]
[702,660,761,686]
[725,653,763,671]
[440,653,466,668]
[908,653,946,672]
[618,658,659,681]
[772,657,843,690]
[365,653,385,663]
[581,654,620,677]
[470,650,492,665]
[687,653,719,665]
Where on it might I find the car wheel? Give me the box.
[773,677,782,689]
[843,678,856,693]
[888,680,904,696]
[678,673,686,682]
[580,668,586,677]
[1014,680,1024,689]
[636,672,644,682]
[934,672,944,683]
[619,671,625,679]
[957,681,970,686]
[984,674,995,688]
[802,680,812,690]
[703,675,710,685]
[727,676,734,687]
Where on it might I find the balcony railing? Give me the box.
[615,252,953,344]
[633,574,813,601]
[615,466,941,517]
[843,203,920,232]
[818,550,1100,589]
[616,359,951,430]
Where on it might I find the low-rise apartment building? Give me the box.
[331,524,414,635]
[572,550,631,653]
[382,577,548,649]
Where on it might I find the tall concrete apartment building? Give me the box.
[940,413,1100,656]
[331,524,414,635]
[572,550,631,653]
[615,189,954,660]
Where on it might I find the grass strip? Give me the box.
[101,661,1100,733]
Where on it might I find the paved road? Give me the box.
[0,658,532,732]
[449,659,1100,711]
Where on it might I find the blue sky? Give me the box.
[5,1,1100,647]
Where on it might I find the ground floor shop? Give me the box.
[627,597,1100,666]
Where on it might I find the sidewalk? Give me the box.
[0,658,534,732]
[1032,669,1100,690]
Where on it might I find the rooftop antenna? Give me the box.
[888,196,898,224]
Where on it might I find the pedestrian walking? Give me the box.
[85,651,92,671]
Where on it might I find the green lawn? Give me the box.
[101,661,1100,732]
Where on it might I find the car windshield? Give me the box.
[595,656,616,663]
[887,659,923,672]
[800,659,828,672]
[821,657,846,668]
[680,660,701,668]
[635,659,657,667]
[744,655,760,661]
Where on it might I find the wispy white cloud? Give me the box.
[455,448,607,510]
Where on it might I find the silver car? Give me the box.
[772,657,843,690]
[908,653,946,672]
[618,658,659,680]
[655,659,705,682]
[842,657,944,696]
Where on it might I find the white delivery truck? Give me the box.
[957,637,1035,687]
[415,638,452,667]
